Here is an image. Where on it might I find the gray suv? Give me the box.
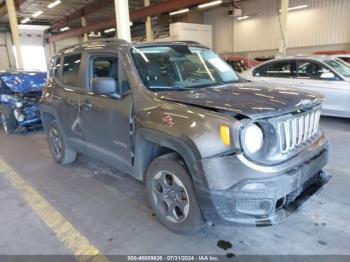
[41,40,330,233]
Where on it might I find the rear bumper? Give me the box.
[196,136,330,226]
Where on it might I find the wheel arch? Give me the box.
[134,128,203,186]
[40,105,62,132]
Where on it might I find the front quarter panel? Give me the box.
[137,99,241,159]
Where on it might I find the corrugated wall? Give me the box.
[204,0,350,54]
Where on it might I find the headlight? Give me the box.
[15,102,23,108]
[242,124,264,154]
[13,109,25,122]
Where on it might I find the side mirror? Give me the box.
[320,72,335,80]
[121,81,131,95]
[92,77,117,95]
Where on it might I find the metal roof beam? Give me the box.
[48,0,210,43]
[52,0,114,30]
[0,0,23,17]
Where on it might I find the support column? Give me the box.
[5,0,23,69]
[114,0,131,42]
[144,0,153,41]
[81,16,88,42]
[278,0,289,57]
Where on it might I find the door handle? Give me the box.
[80,103,92,111]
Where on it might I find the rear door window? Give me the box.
[62,54,81,87]
[267,60,294,78]
[253,64,268,77]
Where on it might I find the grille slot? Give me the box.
[278,110,321,154]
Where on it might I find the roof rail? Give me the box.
[57,38,129,53]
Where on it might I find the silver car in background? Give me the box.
[242,56,350,118]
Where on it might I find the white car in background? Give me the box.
[242,56,350,118]
[334,54,350,65]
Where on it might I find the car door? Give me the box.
[79,53,133,172]
[51,53,86,151]
[294,59,350,114]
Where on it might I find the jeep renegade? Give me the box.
[41,40,330,233]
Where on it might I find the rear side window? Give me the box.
[253,64,268,77]
[267,61,294,78]
[62,54,81,87]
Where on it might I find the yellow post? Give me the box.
[145,0,153,41]
[5,0,24,69]
[81,16,89,42]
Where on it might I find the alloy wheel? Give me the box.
[49,127,63,159]
[152,171,190,223]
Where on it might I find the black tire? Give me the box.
[47,120,77,164]
[145,153,206,234]
[0,112,16,134]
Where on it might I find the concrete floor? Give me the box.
[0,116,349,257]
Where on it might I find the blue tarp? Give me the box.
[0,72,47,93]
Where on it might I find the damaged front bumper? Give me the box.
[196,135,330,226]
[0,94,41,130]
[13,104,41,128]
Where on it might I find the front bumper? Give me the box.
[14,105,41,128]
[196,135,330,226]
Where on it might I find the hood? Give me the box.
[0,72,47,93]
[159,82,323,120]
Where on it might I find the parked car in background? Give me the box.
[0,71,46,133]
[41,40,330,233]
[254,56,275,62]
[223,55,259,72]
[242,56,350,118]
[313,50,350,65]
[333,54,350,65]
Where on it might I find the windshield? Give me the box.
[131,45,240,90]
[324,59,350,77]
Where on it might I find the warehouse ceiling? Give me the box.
[0,0,167,28]
[0,0,247,40]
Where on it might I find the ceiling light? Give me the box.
[21,18,30,24]
[104,28,116,33]
[169,8,189,16]
[237,16,249,20]
[198,0,222,9]
[32,11,43,18]
[60,27,70,32]
[279,4,308,12]
[48,0,61,8]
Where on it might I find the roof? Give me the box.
[56,39,205,56]
[261,55,339,64]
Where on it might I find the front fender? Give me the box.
[134,128,202,184]
[137,101,241,159]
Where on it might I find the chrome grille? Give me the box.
[278,110,321,154]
